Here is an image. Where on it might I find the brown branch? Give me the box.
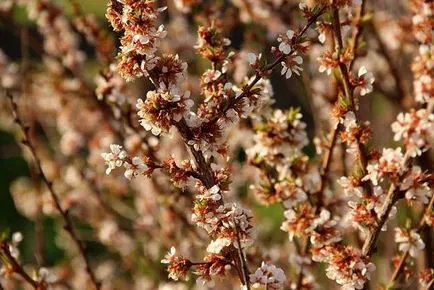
[177,9,326,287]
[200,5,327,133]
[235,223,251,290]
[8,92,101,290]
[0,240,40,289]
[294,122,340,290]
[331,4,369,174]
[316,122,341,207]
[362,101,434,257]
[362,153,411,257]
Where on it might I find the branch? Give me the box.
[362,153,411,257]
[8,92,101,290]
[362,100,434,257]
[0,240,39,289]
[235,223,251,290]
[330,4,369,175]
[295,122,340,290]
[199,5,327,133]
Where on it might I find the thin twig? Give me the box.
[0,241,39,289]
[177,9,326,288]
[8,92,101,290]
[362,152,411,256]
[295,122,340,290]
[235,223,251,290]
[199,5,327,132]
[331,2,370,178]
[362,101,434,257]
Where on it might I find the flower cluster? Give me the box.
[400,166,432,205]
[278,30,295,55]
[419,268,434,288]
[101,144,149,179]
[324,246,376,290]
[247,108,311,206]
[336,109,371,155]
[346,185,390,231]
[195,253,232,285]
[95,63,127,105]
[195,23,232,64]
[364,147,404,185]
[317,51,338,75]
[2,1,434,290]
[281,55,304,79]
[161,247,193,281]
[26,0,86,71]
[391,109,434,157]
[249,262,286,290]
[193,186,255,254]
[136,89,193,136]
[106,0,167,81]
[295,208,376,289]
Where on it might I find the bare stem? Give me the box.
[235,223,251,290]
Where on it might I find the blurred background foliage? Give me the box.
[0,0,116,268]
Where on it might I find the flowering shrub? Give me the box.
[0,0,433,289]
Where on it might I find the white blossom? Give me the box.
[197,185,222,201]
[280,55,303,79]
[401,166,432,204]
[124,156,148,180]
[357,66,375,96]
[206,237,231,253]
[101,144,127,175]
[277,30,295,54]
[250,262,286,289]
[37,267,57,284]
[161,246,176,264]
[318,32,326,44]
[391,109,434,157]
[247,53,257,65]
[394,228,425,258]
[338,177,363,197]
